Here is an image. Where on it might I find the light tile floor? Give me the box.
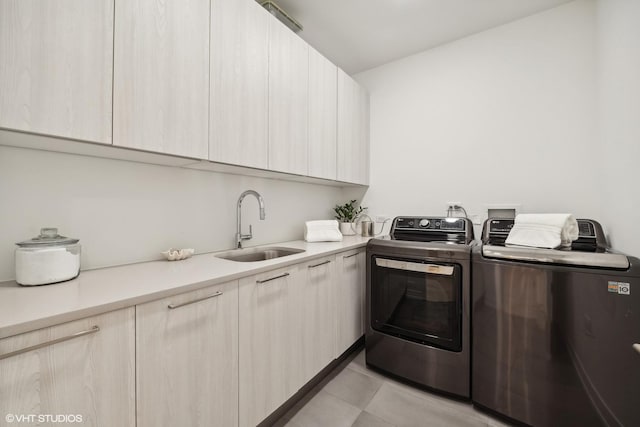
[275,349,512,427]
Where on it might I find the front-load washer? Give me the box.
[366,216,475,398]
[472,218,640,426]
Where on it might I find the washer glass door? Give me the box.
[371,255,462,351]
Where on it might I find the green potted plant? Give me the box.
[334,200,366,235]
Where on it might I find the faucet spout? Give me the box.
[236,190,266,249]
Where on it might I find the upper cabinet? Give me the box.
[210,0,269,169]
[113,0,210,159]
[0,0,113,143]
[0,0,370,185]
[268,18,309,176]
[308,47,338,180]
[337,69,370,185]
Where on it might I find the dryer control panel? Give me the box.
[394,217,466,231]
[390,217,474,244]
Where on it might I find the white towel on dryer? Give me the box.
[505,214,579,249]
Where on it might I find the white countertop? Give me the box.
[0,237,370,339]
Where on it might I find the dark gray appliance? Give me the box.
[473,218,640,427]
[366,216,475,398]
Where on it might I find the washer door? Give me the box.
[370,255,462,351]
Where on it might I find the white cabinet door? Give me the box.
[335,249,366,356]
[239,264,304,427]
[0,0,113,143]
[0,308,135,426]
[136,281,238,427]
[210,0,269,169]
[337,69,370,185]
[300,255,336,384]
[113,0,209,159]
[268,19,309,175]
[308,47,338,180]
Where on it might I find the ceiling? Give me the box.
[271,0,573,74]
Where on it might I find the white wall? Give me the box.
[355,0,599,238]
[596,0,640,257]
[0,145,346,281]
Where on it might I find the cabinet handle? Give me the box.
[308,260,331,269]
[256,272,290,284]
[634,343,640,355]
[343,253,359,259]
[168,291,223,309]
[0,326,100,360]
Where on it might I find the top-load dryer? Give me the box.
[472,218,640,426]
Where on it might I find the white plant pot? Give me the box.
[340,222,357,236]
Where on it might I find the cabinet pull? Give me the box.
[256,272,290,284]
[634,343,640,355]
[168,291,223,309]
[343,253,359,259]
[0,326,100,360]
[308,260,331,269]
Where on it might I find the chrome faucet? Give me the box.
[236,190,266,249]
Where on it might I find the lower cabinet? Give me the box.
[335,249,366,356]
[300,255,336,384]
[136,280,238,427]
[0,247,365,427]
[0,308,135,427]
[239,249,365,426]
[238,264,305,427]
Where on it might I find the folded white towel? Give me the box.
[505,214,579,249]
[304,220,343,242]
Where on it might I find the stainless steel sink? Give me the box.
[215,246,305,262]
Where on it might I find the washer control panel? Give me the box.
[488,219,514,234]
[483,218,607,250]
[488,219,595,237]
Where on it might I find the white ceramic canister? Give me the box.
[15,228,81,286]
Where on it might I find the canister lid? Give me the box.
[16,228,80,247]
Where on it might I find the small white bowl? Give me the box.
[161,248,195,261]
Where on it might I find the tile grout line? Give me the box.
[322,369,385,413]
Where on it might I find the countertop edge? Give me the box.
[0,239,369,339]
